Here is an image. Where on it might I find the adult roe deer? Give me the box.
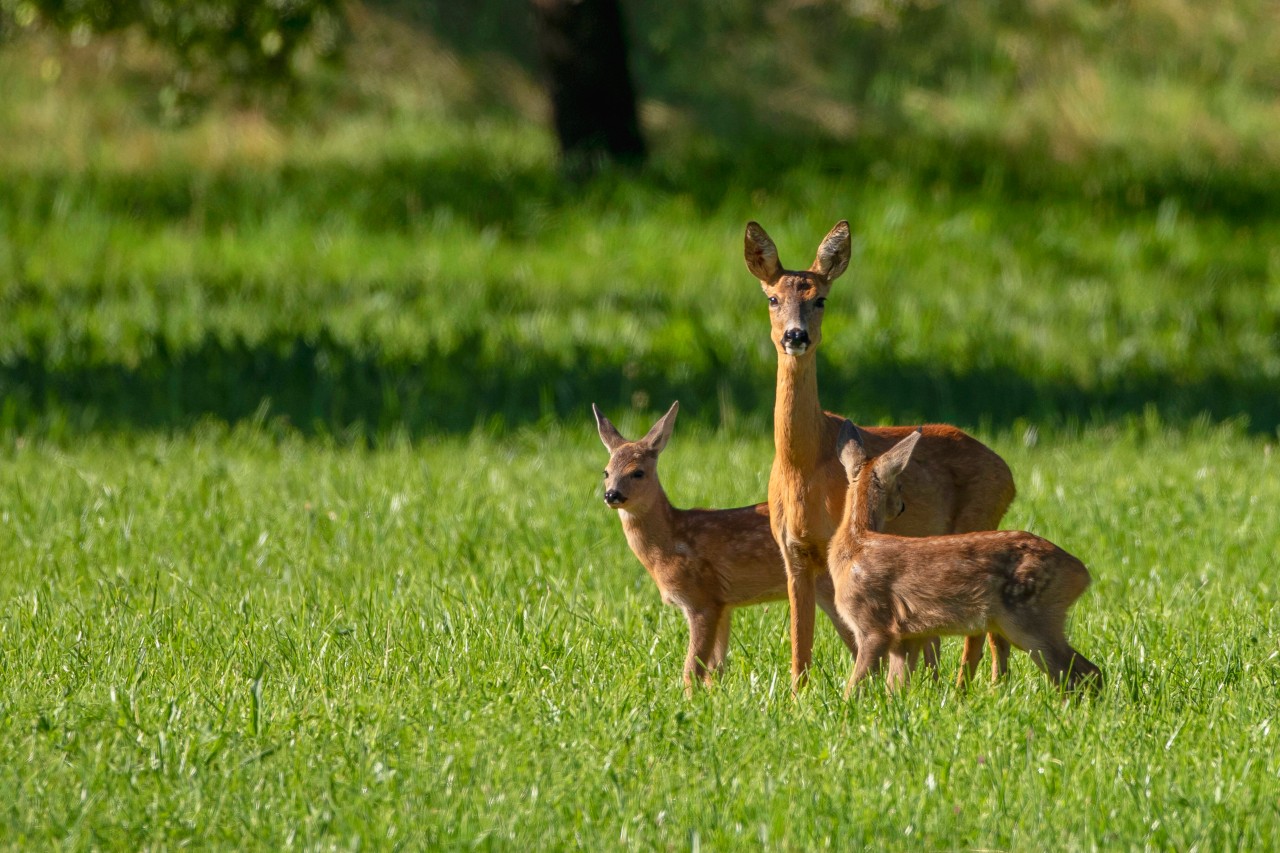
[745,220,1017,690]
[829,423,1102,695]
[593,401,860,689]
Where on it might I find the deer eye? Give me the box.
[815,297,826,309]
[602,471,607,478]
[632,470,644,479]
[768,296,779,307]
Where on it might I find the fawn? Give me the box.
[746,220,1017,690]
[593,401,859,688]
[829,422,1103,695]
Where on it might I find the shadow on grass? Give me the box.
[2,333,1276,439]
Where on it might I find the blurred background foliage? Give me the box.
[9,0,1275,192]
[1,0,344,111]
[0,0,1277,439]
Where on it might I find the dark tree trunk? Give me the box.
[531,0,646,170]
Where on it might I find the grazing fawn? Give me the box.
[593,401,859,688]
[745,220,1018,690]
[829,422,1103,695]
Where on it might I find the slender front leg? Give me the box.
[816,580,859,658]
[785,560,817,691]
[846,633,890,698]
[683,606,724,691]
[708,608,733,673]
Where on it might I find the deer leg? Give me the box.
[956,635,986,687]
[906,637,928,673]
[845,633,890,698]
[886,649,909,690]
[989,633,1011,682]
[952,508,1010,688]
[919,636,942,681]
[887,639,923,691]
[683,606,724,690]
[816,576,859,658]
[708,607,733,674]
[784,559,818,692]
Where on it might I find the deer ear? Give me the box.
[744,222,782,284]
[640,401,679,453]
[873,427,922,484]
[835,419,867,475]
[811,220,851,281]
[593,403,627,452]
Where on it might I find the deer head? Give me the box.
[836,420,921,533]
[744,220,851,357]
[593,401,678,512]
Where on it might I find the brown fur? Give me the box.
[829,424,1103,695]
[593,402,858,689]
[746,220,1018,690]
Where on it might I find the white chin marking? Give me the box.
[784,344,808,356]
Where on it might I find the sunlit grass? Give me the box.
[0,422,1277,847]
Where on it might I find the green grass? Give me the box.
[1,421,1278,847]
[4,153,1278,437]
[2,2,1280,847]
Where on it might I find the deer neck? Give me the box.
[834,480,876,552]
[619,488,678,564]
[774,352,825,470]
[847,481,875,538]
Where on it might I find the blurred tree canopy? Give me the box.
[0,0,345,90]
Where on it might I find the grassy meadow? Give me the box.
[3,423,1279,848]
[2,1,1280,848]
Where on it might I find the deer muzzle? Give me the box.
[782,327,810,354]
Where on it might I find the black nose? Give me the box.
[783,328,810,346]
[604,489,625,505]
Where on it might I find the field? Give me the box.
[3,423,1280,848]
[2,2,1280,848]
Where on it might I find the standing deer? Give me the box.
[746,220,1017,690]
[829,422,1102,694]
[593,401,860,689]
